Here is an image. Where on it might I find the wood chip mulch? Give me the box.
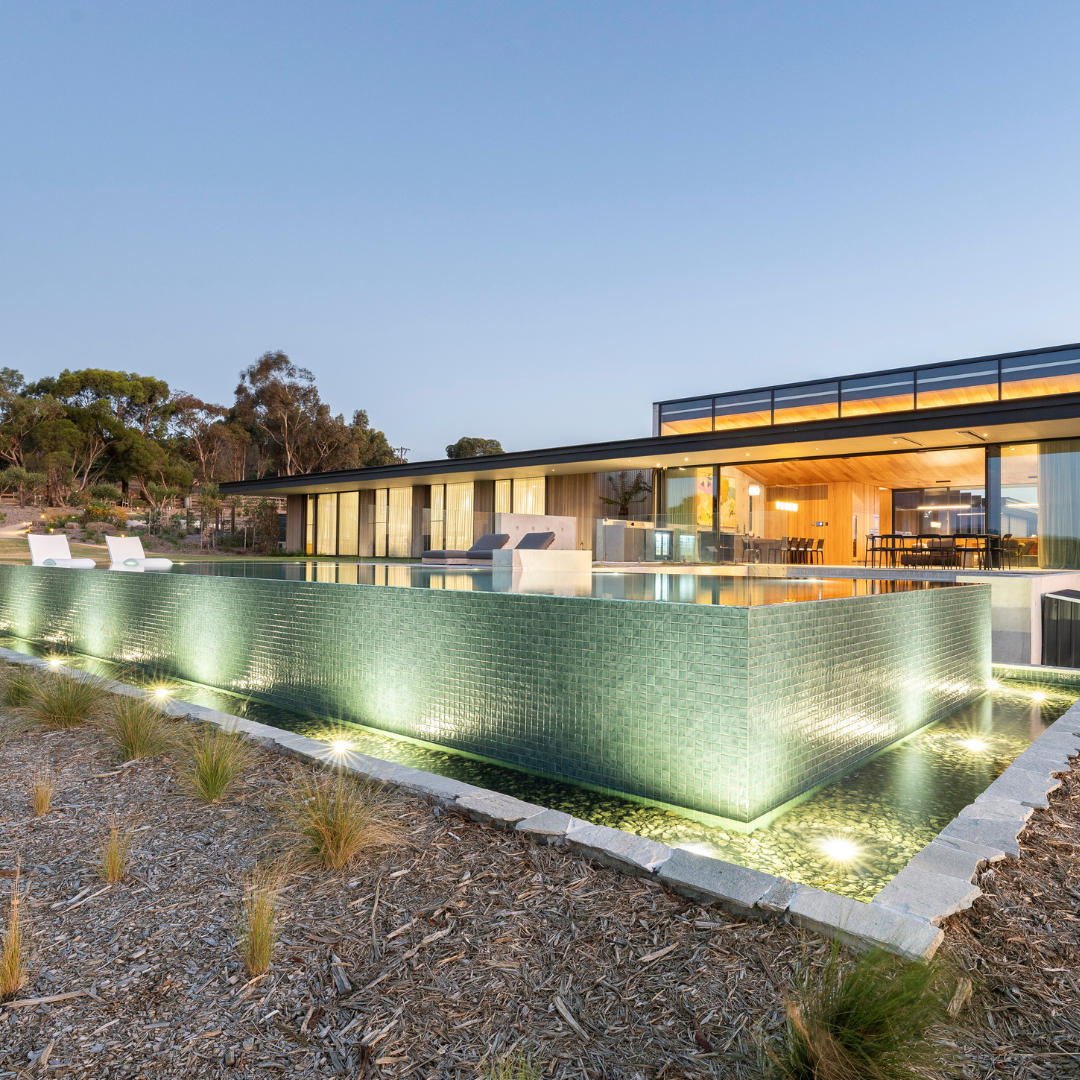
[0,699,1077,1080]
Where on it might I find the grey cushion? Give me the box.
[515,532,555,550]
[424,550,471,560]
[469,533,510,552]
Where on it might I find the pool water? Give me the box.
[166,559,955,607]
[3,634,1072,901]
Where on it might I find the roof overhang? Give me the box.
[219,392,1080,496]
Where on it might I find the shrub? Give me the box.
[23,672,107,729]
[181,724,251,803]
[767,943,949,1080]
[94,818,135,883]
[283,771,397,871]
[254,498,280,555]
[237,863,285,977]
[30,763,56,816]
[103,696,171,761]
[0,862,26,1002]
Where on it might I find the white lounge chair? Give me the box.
[27,533,97,569]
[105,535,174,572]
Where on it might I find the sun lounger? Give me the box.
[105,535,174,572]
[515,532,555,549]
[27,533,96,569]
[422,533,510,564]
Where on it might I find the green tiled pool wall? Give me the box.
[0,567,989,822]
[742,586,991,820]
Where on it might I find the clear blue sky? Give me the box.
[2,3,1079,461]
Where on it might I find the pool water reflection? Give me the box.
[167,560,955,607]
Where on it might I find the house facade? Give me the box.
[221,340,1080,569]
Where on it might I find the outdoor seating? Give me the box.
[515,531,555,550]
[27,534,96,569]
[105,535,174,572]
[422,533,510,564]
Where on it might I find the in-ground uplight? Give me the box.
[819,837,860,863]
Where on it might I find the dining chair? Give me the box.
[812,538,824,565]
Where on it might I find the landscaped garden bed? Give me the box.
[0,667,1077,1079]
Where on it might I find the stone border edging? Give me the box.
[13,649,1074,962]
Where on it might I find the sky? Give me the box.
[2,3,1080,462]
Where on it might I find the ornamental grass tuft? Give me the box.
[237,863,286,977]
[94,817,135,883]
[30,762,56,816]
[181,724,251,803]
[103,695,172,761]
[485,1053,542,1080]
[767,943,950,1080]
[283,771,397,871]
[0,862,27,1002]
[2,667,36,709]
[23,671,107,729]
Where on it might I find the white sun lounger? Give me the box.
[27,533,97,569]
[105,535,174,572]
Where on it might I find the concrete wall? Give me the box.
[493,513,577,550]
[0,565,989,824]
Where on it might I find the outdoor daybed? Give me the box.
[422,533,510,565]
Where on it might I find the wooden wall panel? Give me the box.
[358,489,375,557]
[547,473,597,550]
[411,485,429,558]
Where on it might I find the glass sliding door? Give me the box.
[512,477,545,515]
[445,482,473,550]
[430,484,445,551]
[316,493,337,555]
[494,479,511,514]
[387,488,412,558]
[338,491,359,556]
[305,495,315,555]
[374,489,388,557]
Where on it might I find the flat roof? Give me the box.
[221,385,1080,496]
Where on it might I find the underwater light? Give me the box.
[819,837,859,862]
[154,687,171,699]
[48,657,62,668]
[987,678,1001,690]
[329,739,352,754]
[959,738,987,753]
[1031,691,1047,702]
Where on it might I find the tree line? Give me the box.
[0,351,398,507]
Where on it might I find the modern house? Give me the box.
[221,340,1080,571]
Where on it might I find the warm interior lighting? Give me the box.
[929,521,941,528]
[776,501,799,512]
[748,485,761,497]
[959,738,987,752]
[916,504,971,510]
[819,837,859,862]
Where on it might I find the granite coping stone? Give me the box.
[961,797,1033,823]
[514,809,589,840]
[872,865,982,926]
[906,841,986,882]
[758,877,800,913]
[455,792,549,827]
[788,887,945,961]
[939,816,1023,858]
[979,766,1062,809]
[934,835,1012,862]
[564,825,671,876]
[656,848,778,909]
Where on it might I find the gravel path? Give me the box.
[0,689,1078,1079]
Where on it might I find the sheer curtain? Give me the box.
[1038,440,1080,568]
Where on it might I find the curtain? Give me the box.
[338,492,359,556]
[1038,440,1080,568]
[387,488,412,558]
[512,476,546,515]
[446,482,473,550]
[316,493,337,556]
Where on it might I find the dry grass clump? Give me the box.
[102,695,172,761]
[767,944,949,1080]
[23,671,107,729]
[94,818,135,883]
[283,771,397,870]
[2,666,36,708]
[181,724,251,803]
[486,1053,542,1080]
[237,863,286,977]
[30,762,56,815]
[0,862,27,1002]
